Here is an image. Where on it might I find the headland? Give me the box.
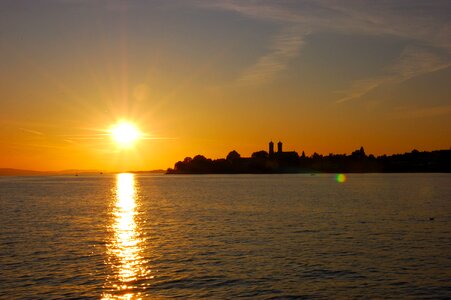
[167,141,451,174]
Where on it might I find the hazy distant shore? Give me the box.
[0,169,165,176]
[3,147,450,176]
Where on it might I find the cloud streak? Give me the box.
[19,128,44,135]
[201,0,451,88]
[389,104,451,119]
[238,27,306,85]
[336,46,451,103]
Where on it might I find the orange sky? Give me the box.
[0,1,450,171]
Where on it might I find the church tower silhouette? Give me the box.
[269,141,274,156]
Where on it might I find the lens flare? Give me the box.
[336,173,346,183]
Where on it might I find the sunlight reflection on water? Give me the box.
[1,174,450,298]
[102,173,150,300]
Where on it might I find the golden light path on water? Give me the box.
[103,173,150,300]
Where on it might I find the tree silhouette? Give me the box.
[251,151,268,159]
[226,150,241,161]
[167,146,451,174]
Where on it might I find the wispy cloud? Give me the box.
[200,0,451,88]
[63,139,77,144]
[335,77,387,104]
[336,46,451,103]
[19,128,44,135]
[393,46,451,80]
[238,27,306,85]
[389,104,451,119]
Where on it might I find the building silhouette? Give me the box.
[269,141,296,156]
[268,141,299,168]
[269,140,284,154]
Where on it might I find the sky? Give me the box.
[0,0,450,171]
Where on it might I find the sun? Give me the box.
[109,121,142,148]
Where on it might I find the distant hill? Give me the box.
[128,169,166,174]
[0,168,52,176]
[0,168,166,176]
[0,168,103,176]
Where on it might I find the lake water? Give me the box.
[0,174,450,299]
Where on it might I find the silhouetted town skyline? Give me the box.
[167,141,451,174]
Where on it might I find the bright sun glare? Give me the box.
[110,121,142,147]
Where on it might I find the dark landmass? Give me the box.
[167,142,451,174]
[0,168,166,176]
[0,168,104,176]
[127,170,166,174]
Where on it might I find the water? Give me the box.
[0,174,450,299]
